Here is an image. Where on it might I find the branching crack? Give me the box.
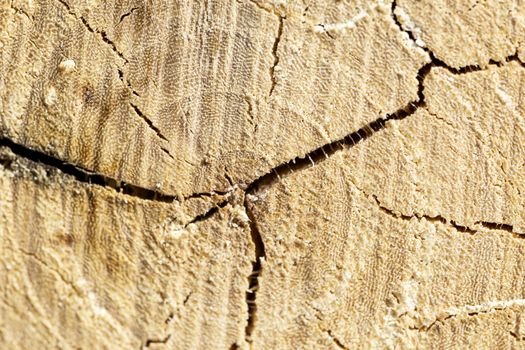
[269,16,284,97]
[391,0,525,72]
[242,196,266,346]
[245,67,427,194]
[242,2,524,200]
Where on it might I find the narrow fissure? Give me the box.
[369,191,522,238]
[369,193,477,234]
[183,199,230,228]
[268,16,284,97]
[129,103,170,143]
[327,330,349,350]
[243,196,266,345]
[56,0,128,63]
[57,0,176,157]
[119,7,139,24]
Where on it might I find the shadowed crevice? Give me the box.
[0,137,228,203]
[242,197,266,345]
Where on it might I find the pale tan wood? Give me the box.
[0,0,427,197]
[396,0,525,68]
[1,0,525,349]
[0,148,254,349]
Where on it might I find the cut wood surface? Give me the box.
[1,0,525,349]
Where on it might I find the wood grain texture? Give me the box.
[396,0,525,68]
[0,0,427,196]
[341,62,525,234]
[0,148,254,349]
[247,139,525,349]
[2,0,525,349]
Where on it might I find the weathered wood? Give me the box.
[1,0,525,349]
[0,0,427,196]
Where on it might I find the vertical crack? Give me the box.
[243,196,266,346]
[268,16,284,97]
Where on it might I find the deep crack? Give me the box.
[242,197,266,345]
[0,137,227,203]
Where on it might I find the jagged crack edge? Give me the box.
[245,58,428,195]
[242,197,266,345]
[0,137,229,203]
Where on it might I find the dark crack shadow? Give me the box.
[242,196,266,345]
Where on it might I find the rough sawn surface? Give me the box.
[1,0,525,349]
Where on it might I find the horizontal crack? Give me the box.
[364,188,522,239]
[420,299,525,332]
[476,221,515,233]
[0,137,228,203]
[368,192,477,234]
[143,334,171,348]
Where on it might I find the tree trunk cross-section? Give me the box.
[1,0,525,349]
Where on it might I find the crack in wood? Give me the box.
[56,0,129,63]
[269,16,284,97]
[391,0,525,72]
[242,196,266,346]
[143,334,171,348]
[0,137,229,203]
